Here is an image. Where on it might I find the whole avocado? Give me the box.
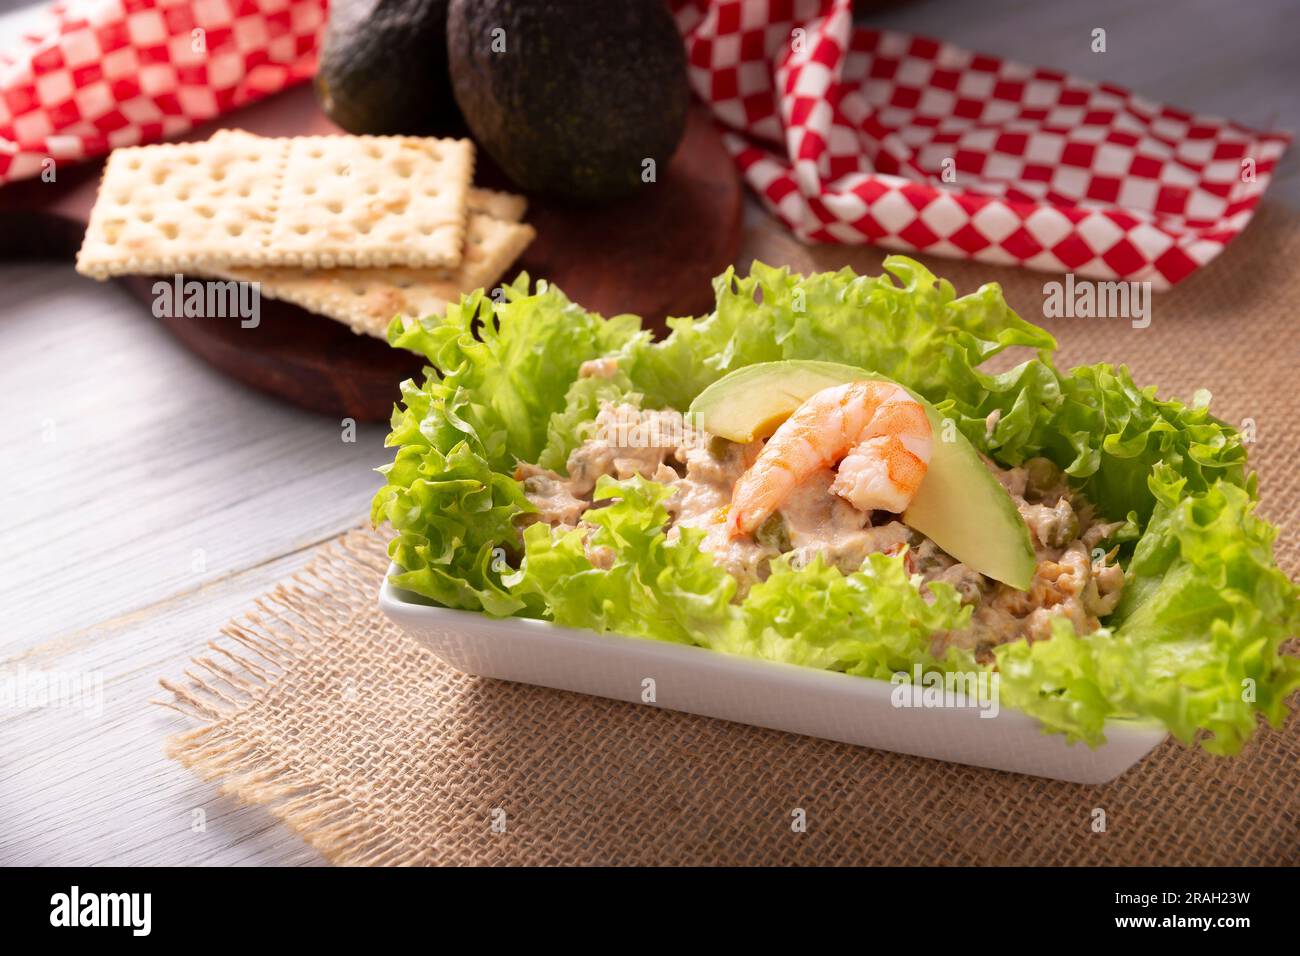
[315,0,463,135]
[447,0,689,202]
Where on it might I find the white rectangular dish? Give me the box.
[380,566,1167,784]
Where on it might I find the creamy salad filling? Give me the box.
[517,399,1125,663]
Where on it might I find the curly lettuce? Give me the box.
[617,257,1056,412]
[508,475,739,645]
[373,256,1297,754]
[372,278,640,613]
[738,552,969,678]
[939,360,1250,524]
[535,368,638,474]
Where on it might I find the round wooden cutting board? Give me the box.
[0,86,743,421]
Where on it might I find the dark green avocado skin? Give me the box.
[447,0,689,202]
[315,0,464,136]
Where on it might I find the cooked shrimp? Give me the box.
[726,380,932,538]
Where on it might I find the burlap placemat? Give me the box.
[160,205,1299,866]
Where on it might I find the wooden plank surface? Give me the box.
[1,0,1296,866]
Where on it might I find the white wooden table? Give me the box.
[2,0,1296,865]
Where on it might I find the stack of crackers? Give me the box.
[74,130,535,338]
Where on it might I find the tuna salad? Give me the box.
[518,399,1126,663]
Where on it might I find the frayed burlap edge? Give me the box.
[154,527,423,866]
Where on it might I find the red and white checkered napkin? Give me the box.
[672,0,1290,287]
[2,0,1289,288]
[0,0,322,184]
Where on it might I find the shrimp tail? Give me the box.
[726,462,793,537]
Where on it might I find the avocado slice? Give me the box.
[446,0,688,201]
[689,361,1036,590]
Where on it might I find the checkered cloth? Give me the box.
[672,0,1289,287]
[1,0,1288,287]
[0,0,321,182]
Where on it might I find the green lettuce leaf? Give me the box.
[617,257,1056,411]
[507,475,740,645]
[370,381,533,615]
[387,277,643,470]
[1109,467,1300,752]
[940,360,1248,524]
[737,552,969,677]
[373,279,640,613]
[535,368,637,474]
